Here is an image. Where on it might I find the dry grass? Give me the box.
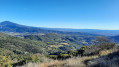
[21,56,99,67]
[40,60,66,67]
[100,48,118,56]
[21,49,117,67]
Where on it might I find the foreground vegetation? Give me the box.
[22,44,119,67]
[0,32,119,67]
[0,32,95,67]
[21,37,119,67]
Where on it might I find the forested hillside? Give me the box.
[0,33,47,54]
[0,32,97,67]
[24,33,96,54]
[0,32,49,67]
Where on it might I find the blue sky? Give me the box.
[0,0,119,30]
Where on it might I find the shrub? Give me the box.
[77,46,88,56]
[67,51,78,56]
[83,46,100,56]
[12,60,27,67]
[93,37,116,50]
[67,50,74,55]
[80,46,88,50]
[72,51,78,56]
[58,54,70,59]
[0,56,12,67]
[48,55,58,59]
[99,43,116,50]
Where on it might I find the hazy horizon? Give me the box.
[0,21,119,30]
[0,0,119,30]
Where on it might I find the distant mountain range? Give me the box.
[0,21,119,36]
[0,21,53,35]
[0,21,97,36]
[42,28,119,36]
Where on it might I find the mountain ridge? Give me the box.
[1,21,119,36]
[0,21,98,36]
